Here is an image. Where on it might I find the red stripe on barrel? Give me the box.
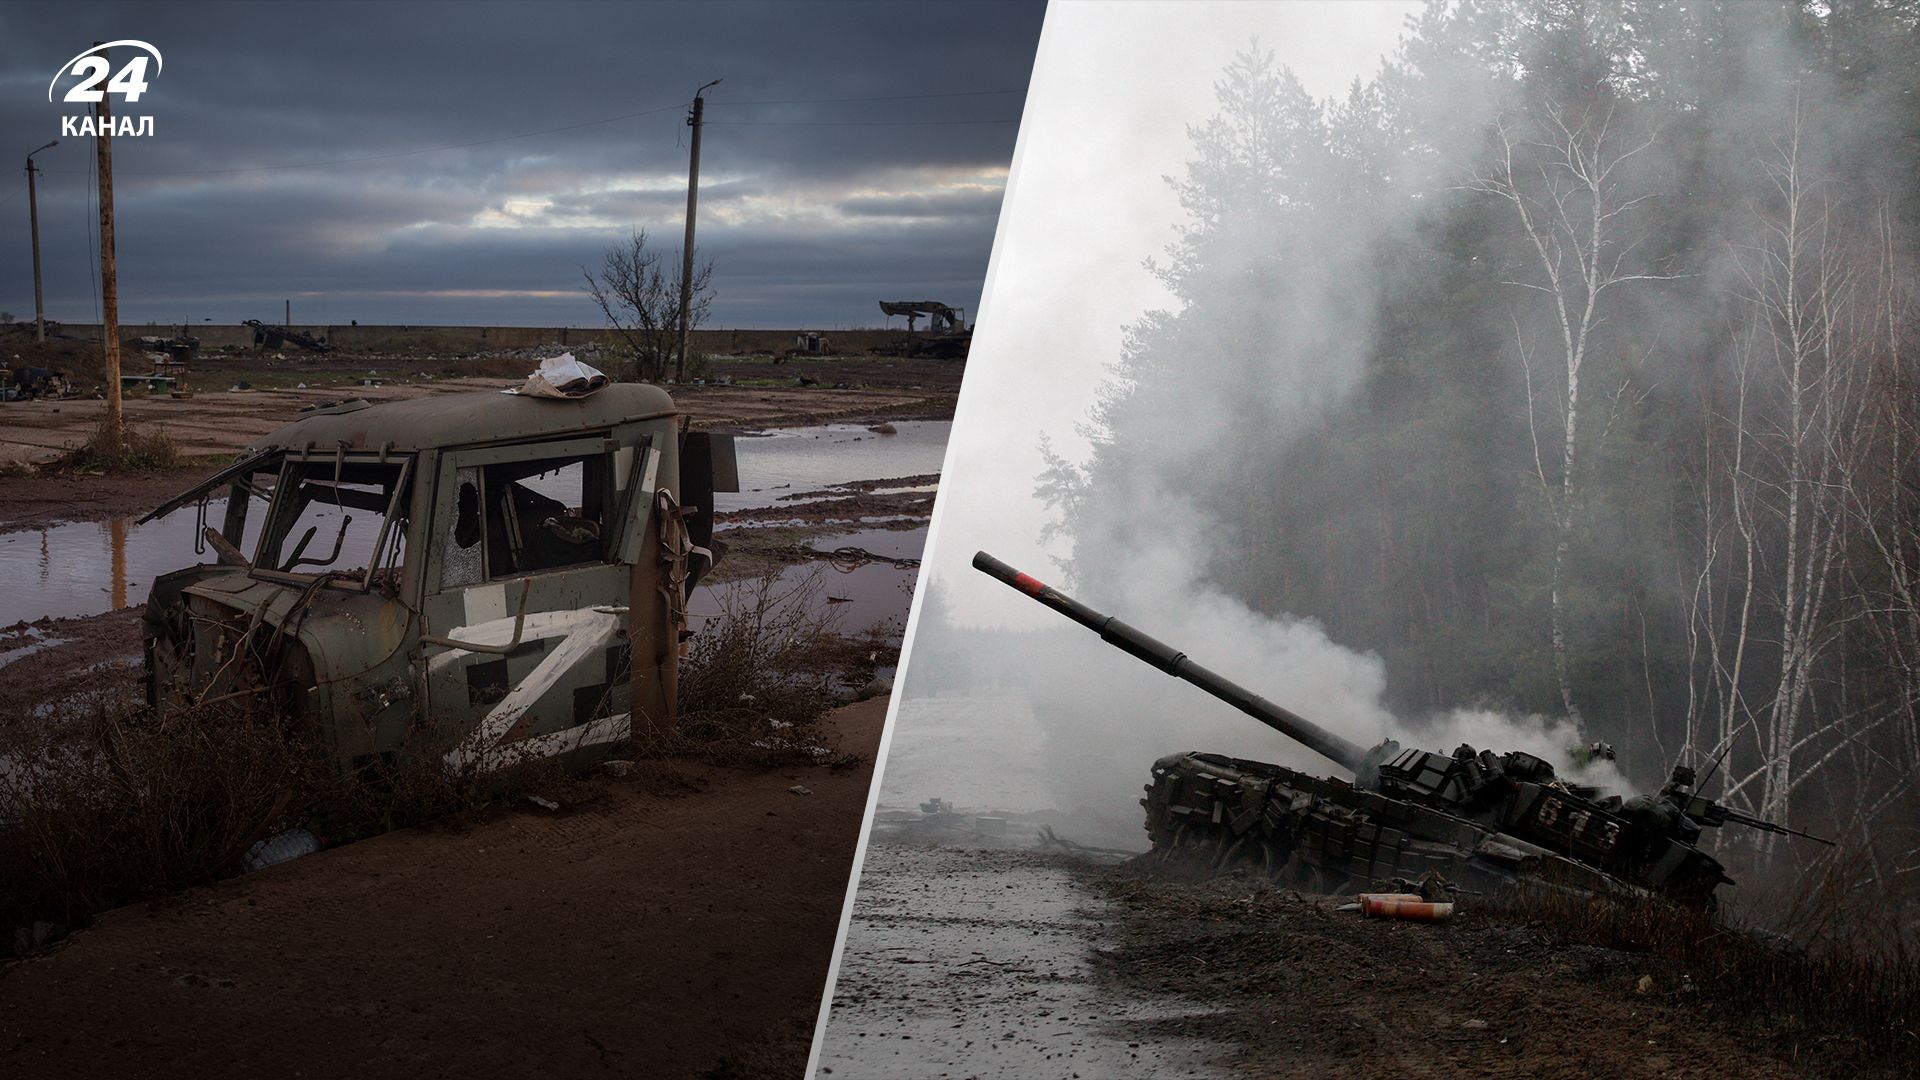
[1012,572,1047,596]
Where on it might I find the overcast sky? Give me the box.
[917,0,1421,628]
[0,1,1042,328]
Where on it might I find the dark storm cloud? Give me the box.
[0,1,1042,326]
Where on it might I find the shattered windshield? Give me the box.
[255,459,412,581]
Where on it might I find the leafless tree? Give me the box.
[1463,98,1677,728]
[1683,104,1892,855]
[581,229,714,383]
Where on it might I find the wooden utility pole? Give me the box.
[675,79,719,384]
[95,43,123,453]
[25,141,55,342]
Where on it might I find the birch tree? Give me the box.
[1687,107,1879,850]
[1464,98,1674,727]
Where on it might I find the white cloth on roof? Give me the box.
[502,352,609,398]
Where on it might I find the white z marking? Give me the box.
[430,607,628,773]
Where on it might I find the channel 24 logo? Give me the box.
[48,40,163,138]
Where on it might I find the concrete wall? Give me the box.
[55,323,915,355]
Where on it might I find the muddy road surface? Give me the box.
[0,697,887,1080]
[819,843,1844,1080]
[818,843,1227,1079]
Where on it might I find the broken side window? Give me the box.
[481,453,610,579]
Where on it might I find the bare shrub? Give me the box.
[645,567,856,766]
[580,229,715,383]
[60,420,182,472]
[0,692,333,936]
[0,692,561,954]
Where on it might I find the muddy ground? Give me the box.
[0,695,886,1080]
[819,842,1877,1080]
[0,344,962,470]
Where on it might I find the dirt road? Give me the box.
[819,843,1847,1080]
[818,844,1227,1079]
[0,696,886,1080]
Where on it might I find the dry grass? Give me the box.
[0,692,328,938]
[0,691,547,956]
[59,420,183,472]
[1475,866,1920,1070]
[638,568,864,768]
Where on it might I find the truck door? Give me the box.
[420,434,656,772]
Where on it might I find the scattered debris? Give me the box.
[12,920,66,954]
[1358,894,1454,922]
[787,784,813,796]
[244,319,334,353]
[501,352,608,399]
[1034,824,1139,859]
[526,795,561,812]
[244,829,321,872]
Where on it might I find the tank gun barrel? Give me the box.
[972,551,1367,772]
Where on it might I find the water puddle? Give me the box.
[0,513,270,624]
[692,526,926,640]
[0,627,69,671]
[719,421,949,511]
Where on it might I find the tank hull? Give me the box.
[1143,751,1730,902]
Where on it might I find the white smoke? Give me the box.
[1020,508,1634,831]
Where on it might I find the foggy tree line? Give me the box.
[1038,0,1920,878]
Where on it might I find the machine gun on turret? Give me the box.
[972,550,1833,903]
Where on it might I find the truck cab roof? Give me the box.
[249,383,678,454]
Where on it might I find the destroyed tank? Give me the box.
[973,552,1830,904]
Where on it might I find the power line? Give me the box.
[710,88,1023,106]
[707,117,1019,127]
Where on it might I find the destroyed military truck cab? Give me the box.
[138,385,736,773]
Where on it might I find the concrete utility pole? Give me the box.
[95,44,123,452]
[675,79,719,384]
[25,140,56,342]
